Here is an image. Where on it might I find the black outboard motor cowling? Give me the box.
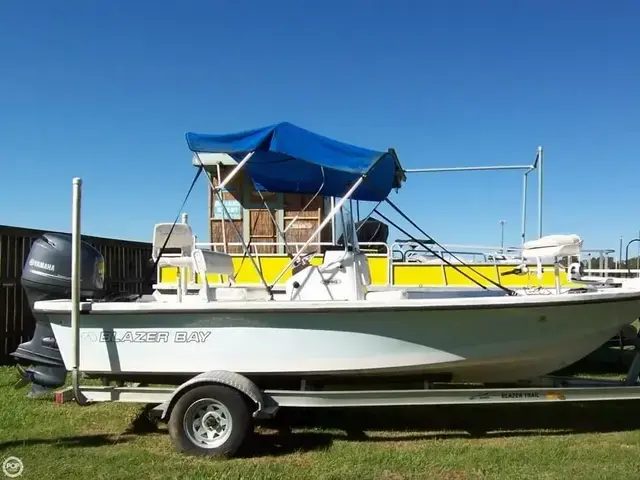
[337,218,389,253]
[12,233,105,393]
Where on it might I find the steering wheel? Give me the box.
[294,251,315,267]
[291,251,315,275]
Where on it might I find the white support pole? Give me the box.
[215,163,227,254]
[180,212,189,294]
[405,165,532,173]
[71,177,84,404]
[349,200,359,251]
[404,152,543,242]
[554,258,561,294]
[619,237,623,269]
[216,152,254,192]
[521,171,528,245]
[537,146,543,239]
[348,200,360,299]
[330,197,336,245]
[637,229,640,272]
[207,170,213,249]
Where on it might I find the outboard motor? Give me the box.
[337,218,389,253]
[11,233,105,396]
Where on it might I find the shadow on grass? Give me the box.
[241,430,336,457]
[243,399,640,455]
[242,426,465,457]
[243,345,640,458]
[0,434,141,451]
[0,405,160,452]
[5,399,640,459]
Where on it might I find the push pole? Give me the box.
[537,146,543,239]
[499,220,506,252]
[70,177,85,404]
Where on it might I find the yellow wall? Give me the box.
[159,254,576,288]
[392,263,577,288]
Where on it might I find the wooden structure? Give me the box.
[207,165,333,255]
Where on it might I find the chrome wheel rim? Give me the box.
[183,398,233,449]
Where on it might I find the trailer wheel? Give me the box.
[168,384,252,457]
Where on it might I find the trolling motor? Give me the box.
[11,233,105,397]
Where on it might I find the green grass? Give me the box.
[2,362,640,480]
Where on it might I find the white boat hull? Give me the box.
[40,291,640,384]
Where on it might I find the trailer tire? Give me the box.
[168,384,252,457]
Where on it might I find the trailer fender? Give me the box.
[155,370,278,420]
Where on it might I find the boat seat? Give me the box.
[155,248,234,276]
[152,222,235,278]
[152,223,195,259]
[522,234,582,260]
[193,249,234,277]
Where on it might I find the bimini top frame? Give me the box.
[186,121,406,291]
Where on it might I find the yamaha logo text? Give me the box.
[28,259,55,272]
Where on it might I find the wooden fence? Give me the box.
[0,225,153,365]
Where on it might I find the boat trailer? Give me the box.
[50,324,640,458]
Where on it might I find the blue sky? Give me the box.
[1,1,639,256]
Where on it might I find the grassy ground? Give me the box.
[2,353,640,480]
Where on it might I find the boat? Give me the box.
[12,122,640,393]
